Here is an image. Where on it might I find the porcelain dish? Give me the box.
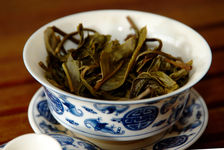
[2,134,62,150]
[0,133,100,150]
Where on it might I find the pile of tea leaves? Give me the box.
[39,16,192,100]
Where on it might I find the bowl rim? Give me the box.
[23,9,212,104]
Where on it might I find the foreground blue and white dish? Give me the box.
[26,87,208,150]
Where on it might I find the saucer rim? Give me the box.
[28,87,208,150]
[175,88,208,150]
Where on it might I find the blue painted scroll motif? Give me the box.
[37,99,59,124]
[172,96,202,133]
[60,96,83,117]
[152,119,167,127]
[179,99,201,125]
[45,89,64,115]
[82,106,97,114]
[77,141,100,150]
[65,118,79,126]
[39,121,66,134]
[52,134,77,148]
[152,92,203,150]
[93,104,129,116]
[153,135,189,150]
[167,103,185,125]
[51,134,100,150]
[160,96,178,115]
[84,118,125,135]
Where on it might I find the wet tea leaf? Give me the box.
[44,27,60,56]
[98,36,136,91]
[64,54,81,93]
[40,16,192,100]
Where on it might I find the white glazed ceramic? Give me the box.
[23,10,211,141]
[3,133,61,150]
[27,87,208,150]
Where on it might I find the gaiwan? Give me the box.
[23,10,211,141]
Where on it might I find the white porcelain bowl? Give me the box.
[3,133,61,150]
[23,10,212,141]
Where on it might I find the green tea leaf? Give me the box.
[97,37,136,91]
[129,72,164,98]
[40,16,192,100]
[80,65,98,97]
[100,61,128,91]
[64,54,81,93]
[147,56,162,72]
[169,68,188,81]
[101,27,147,91]
[126,26,147,74]
[44,27,60,56]
[150,71,179,93]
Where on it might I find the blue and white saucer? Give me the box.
[26,87,208,150]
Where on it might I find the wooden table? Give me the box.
[0,0,224,149]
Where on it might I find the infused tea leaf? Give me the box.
[44,27,60,56]
[63,53,80,93]
[169,68,188,81]
[98,36,136,91]
[40,16,192,100]
[105,26,148,91]
[125,26,147,75]
[149,71,179,93]
[100,61,128,91]
[130,72,165,98]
